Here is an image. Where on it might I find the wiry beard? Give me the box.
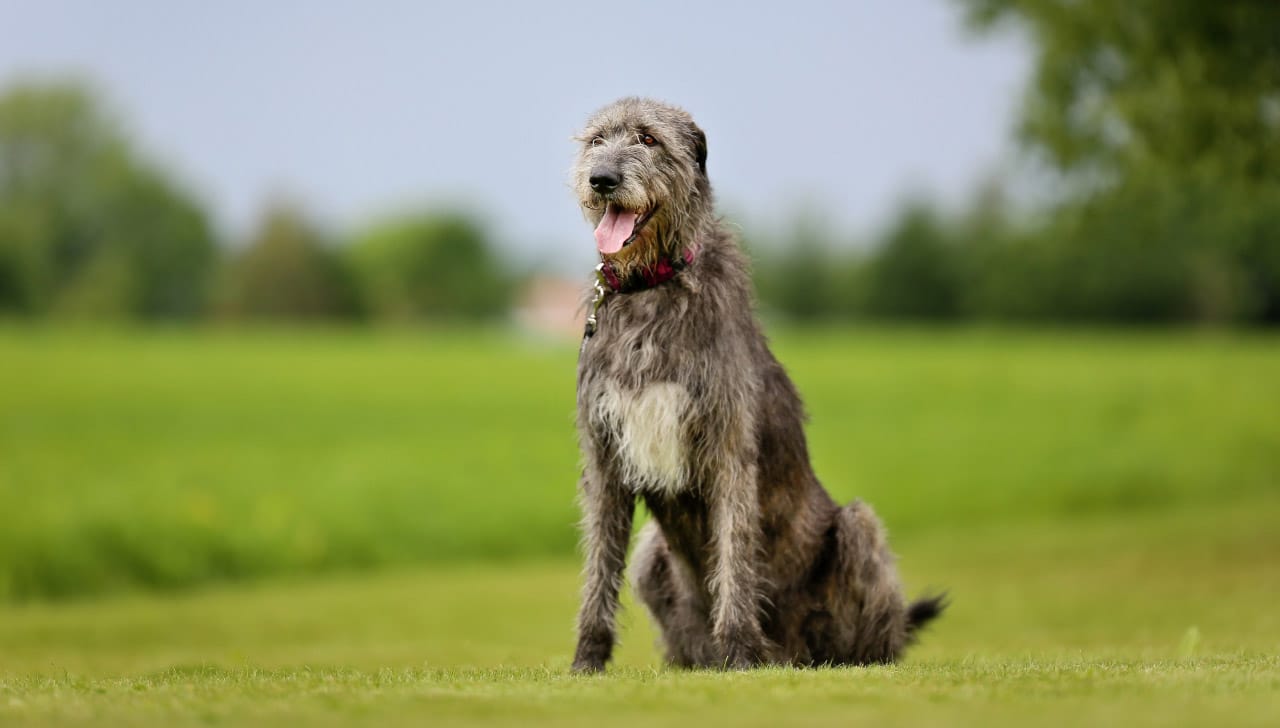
[581,193,707,280]
[593,209,677,275]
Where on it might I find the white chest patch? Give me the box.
[593,382,692,494]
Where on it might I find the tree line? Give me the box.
[5,0,1279,330]
[0,81,510,324]
[754,0,1280,326]
[751,174,1280,325]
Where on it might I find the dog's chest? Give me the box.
[590,380,693,495]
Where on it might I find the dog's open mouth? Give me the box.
[594,203,657,255]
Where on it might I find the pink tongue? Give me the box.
[594,204,638,254]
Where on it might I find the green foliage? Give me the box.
[748,219,854,322]
[751,201,963,323]
[217,203,360,320]
[861,201,961,320]
[958,0,1280,183]
[993,175,1280,323]
[955,0,1280,324]
[0,81,216,319]
[1,329,1277,601]
[0,81,517,325]
[761,241,835,321]
[755,4,1280,325]
[346,212,509,322]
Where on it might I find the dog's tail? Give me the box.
[905,592,948,641]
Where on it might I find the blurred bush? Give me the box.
[0,80,512,326]
[345,211,510,323]
[216,202,361,321]
[861,201,962,320]
[0,81,216,319]
[754,178,1280,326]
[748,215,850,322]
[961,175,1280,324]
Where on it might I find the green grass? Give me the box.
[2,326,1279,724]
[2,496,1278,726]
[1,326,1278,600]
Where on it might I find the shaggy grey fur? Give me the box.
[569,97,943,672]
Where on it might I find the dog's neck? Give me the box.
[597,244,698,294]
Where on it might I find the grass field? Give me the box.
[2,326,1277,599]
[1,326,1278,725]
[2,498,1277,726]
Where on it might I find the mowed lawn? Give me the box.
[1,326,1278,725]
[2,501,1278,727]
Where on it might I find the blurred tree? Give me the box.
[959,0,1280,183]
[0,80,216,318]
[751,217,845,321]
[959,0,1280,323]
[862,201,961,320]
[217,202,359,320]
[346,212,508,322]
[952,180,1030,318]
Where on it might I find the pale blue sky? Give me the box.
[0,0,1028,270]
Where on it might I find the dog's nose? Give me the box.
[589,168,622,193]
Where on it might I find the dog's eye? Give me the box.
[641,134,657,147]
[591,136,605,147]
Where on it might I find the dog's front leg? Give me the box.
[571,469,634,673]
[709,458,768,669]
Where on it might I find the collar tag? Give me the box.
[583,265,609,339]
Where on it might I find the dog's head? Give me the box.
[573,97,709,267]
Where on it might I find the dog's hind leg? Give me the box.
[631,522,717,667]
[813,501,912,665]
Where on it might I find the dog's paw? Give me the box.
[570,657,606,674]
[723,645,765,670]
[571,636,612,674]
[717,629,769,670]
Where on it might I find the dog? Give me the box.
[569,97,943,672]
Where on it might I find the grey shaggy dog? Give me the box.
[570,97,944,673]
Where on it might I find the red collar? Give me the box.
[597,245,698,294]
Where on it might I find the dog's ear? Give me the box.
[690,123,707,175]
